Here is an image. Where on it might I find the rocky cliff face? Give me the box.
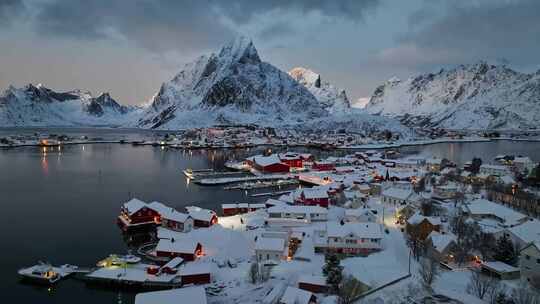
[138,37,327,129]
[365,62,540,130]
[288,67,351,113]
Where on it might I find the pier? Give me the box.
[194,174,294,185]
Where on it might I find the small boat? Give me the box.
[96,254,141,267]
[18,262,77,284]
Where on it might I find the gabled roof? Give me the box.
[507,220,540,244]
[407,212,441,226]
[253,154,283,167]
[135,286,207,304]
[327,222,383,239]
[123,198,147,215]
[161,208,191,223]
[255,237,285,252]
[148,201,169,214]
[428,231,456,253]
[156,238,200,254]
[280,286,314,304]
[186,206,216,222]
[382,187,413,201]
[302,188,329,199]
[268,205,328,215]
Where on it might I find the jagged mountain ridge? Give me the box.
[288,67,351,113]
[138,37,327,129]
[365,62,540,130]
[0,84,139,127]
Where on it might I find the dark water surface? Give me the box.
[1,129,539,303]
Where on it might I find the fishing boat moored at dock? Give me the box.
[18,262,78,284]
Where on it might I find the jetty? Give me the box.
[194,174,293,186]
[223,179,298,191]
[250,190,294,197]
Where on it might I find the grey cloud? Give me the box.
[0,0,25,26]
[30,0,380,54]
[389,0,540,69]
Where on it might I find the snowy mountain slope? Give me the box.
[288,67,351,113]
[365,62,540,130]
[0,84,140,127]
[138,37,327,129]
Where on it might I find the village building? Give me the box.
[155,238,203,261]
[462,199,529,228]
[426,158,443,172]
[481,261,521,280]
[501,219,540,250]
[297,275,327,293]
[247,154,290,173]
[267,205,328,222]
[179,263,212,285]
[381,187,416,205]
[344,208,377,223]
[316,222,383,254]
[406,213,442,241]
[312,161,335,171]
[350,183,372,195]
[433,183,459,200]
[255,237,286,262]
[296,188,330,208]
[186,206,218,228]
[118,198,161,229]
[479,164,512,177]
[135,286,207,304]
[161,209,194,233]
[279,286,317,304]
[279,152,304,168]
[221,203,266,216]
[426,231,457,264]
[520,242,540,286]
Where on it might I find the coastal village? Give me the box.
[15,130,540,304]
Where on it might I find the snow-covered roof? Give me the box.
[298,274,326,286]
[253,154,282,167]
[186,206,216,222]
[161,257,184,269]
[147,201,169,214]
[255,237,285,252]
[428,232,456,253]
[382,187,412,201]
[465,199,527,226]
[345,208,375,218]
[280,286,314,304]
[179,262,211,276]
[482,261,519,273]
[161,208,191,223]
[407,212,441,226]
[507,220,540,244]
[124,198,147,215]
[135,286,207,304]
[156,238,199,254]
[268,205,328,215]
[327,222,383,239]
[302,188,329,199]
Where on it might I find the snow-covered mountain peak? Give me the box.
[217,36,260,65]
[288,67,350,113]
[289,67,321,88]
[365,62,540,130]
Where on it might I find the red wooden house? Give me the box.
[186,207,218,228]
[117,198,162,230]
[312,161,335,171]
[179,263,212,285]
[297,188,330,208]
[298,275,328,293]
[279,152,303,168]
[155,238,203,261]
[248,155,290,173]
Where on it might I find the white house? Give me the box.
[267,205,328,222]
[462,199,529,228]
[161,208,194,233]
[344,208,377,223]
[520,242,540,286]
[501,219,540,250]
[316,222,383,254]
[381,187,415,205]
[479,164,512,177]
[255,237,286,262]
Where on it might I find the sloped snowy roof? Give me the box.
[135,286,207,304]
[156,238,199,254]
[507,220,540,244]
[382,187,413,201]
[147,201,169,214]
[327,222,383,239]
[255,237,285,252]
[161,208,191,223]
[428,231,456,253]
[407,212,441,226]
[179,262,211,276]
[124,198,147,215]
[280,286,314,304]
[253,154,282,167]
[298,275,326,286]
[302,188,329,199]
[268,205,328,215]
[466,199,527,226]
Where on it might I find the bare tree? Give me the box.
[511,283,540,304]
[338,275,368,304]
[418,256,439,292]
[466,271,499,300]
[248,262,259,284]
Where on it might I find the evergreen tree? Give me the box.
[323,253,343,294]
[493,234,518,265]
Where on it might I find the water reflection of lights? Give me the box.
[186,178,190,187]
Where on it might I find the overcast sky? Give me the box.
[1,0,539,106]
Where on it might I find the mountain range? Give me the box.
[1,38,537,132]
[365,62,540,130]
